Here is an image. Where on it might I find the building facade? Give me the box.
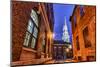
[12,1,54,66]
[53,40,72,61]
[70,5,96,62]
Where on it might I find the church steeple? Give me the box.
[62,17,70,42]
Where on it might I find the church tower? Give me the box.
[62,17,70,42]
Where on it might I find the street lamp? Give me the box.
[47,32,52,39]
[66,48,70,52]
[68,45,72,49]
[53,33,55,39]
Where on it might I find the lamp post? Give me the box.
[68,45,72,49]
[66,48,70,53]
[53,33,55,39]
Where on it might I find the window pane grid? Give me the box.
[31,10,38,27]
[24,32,31,46]
[23,9,39,49]
[31,37,36,48]
[33,27,38,38]
[27,20,33,33]
[25,32,31,39]
[25,39,29,46]
[28,26,33,33]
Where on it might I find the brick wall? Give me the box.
[12,1,38,61]
[70,5,96,62]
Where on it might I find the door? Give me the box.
[53,45,66,60]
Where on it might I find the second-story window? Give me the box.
[23,9,39,49]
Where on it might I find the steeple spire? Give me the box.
[62,17,70,42]
[63,17,68,31]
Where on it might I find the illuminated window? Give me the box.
[33,26,38,38]
[31,37,36,48]
[23,32,31,46]
[31,9,38,27]
[27,20,33,33]
[23,9,39,49]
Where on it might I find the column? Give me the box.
[36,32,43,59]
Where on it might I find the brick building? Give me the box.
[53,40,72,60]
[12,1,54,66]
[70,5,96,62]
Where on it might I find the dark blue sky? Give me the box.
[53,4,75,43]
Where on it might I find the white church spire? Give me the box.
[62,17,70,42]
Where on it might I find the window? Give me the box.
[33,26,38,38]
[23,32,31,46]
[76,36,80,50]
[23,9,39,49]
[83,27,91,48]
[31,9,38,26]
[31,37,36,48]
[27,20,33,33]
[80,5,84,17]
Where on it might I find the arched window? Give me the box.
[24,9,39,49]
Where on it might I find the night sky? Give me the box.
[53,4,75,43]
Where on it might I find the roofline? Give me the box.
[70,5,77,22]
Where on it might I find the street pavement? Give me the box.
[44,59,74,64]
